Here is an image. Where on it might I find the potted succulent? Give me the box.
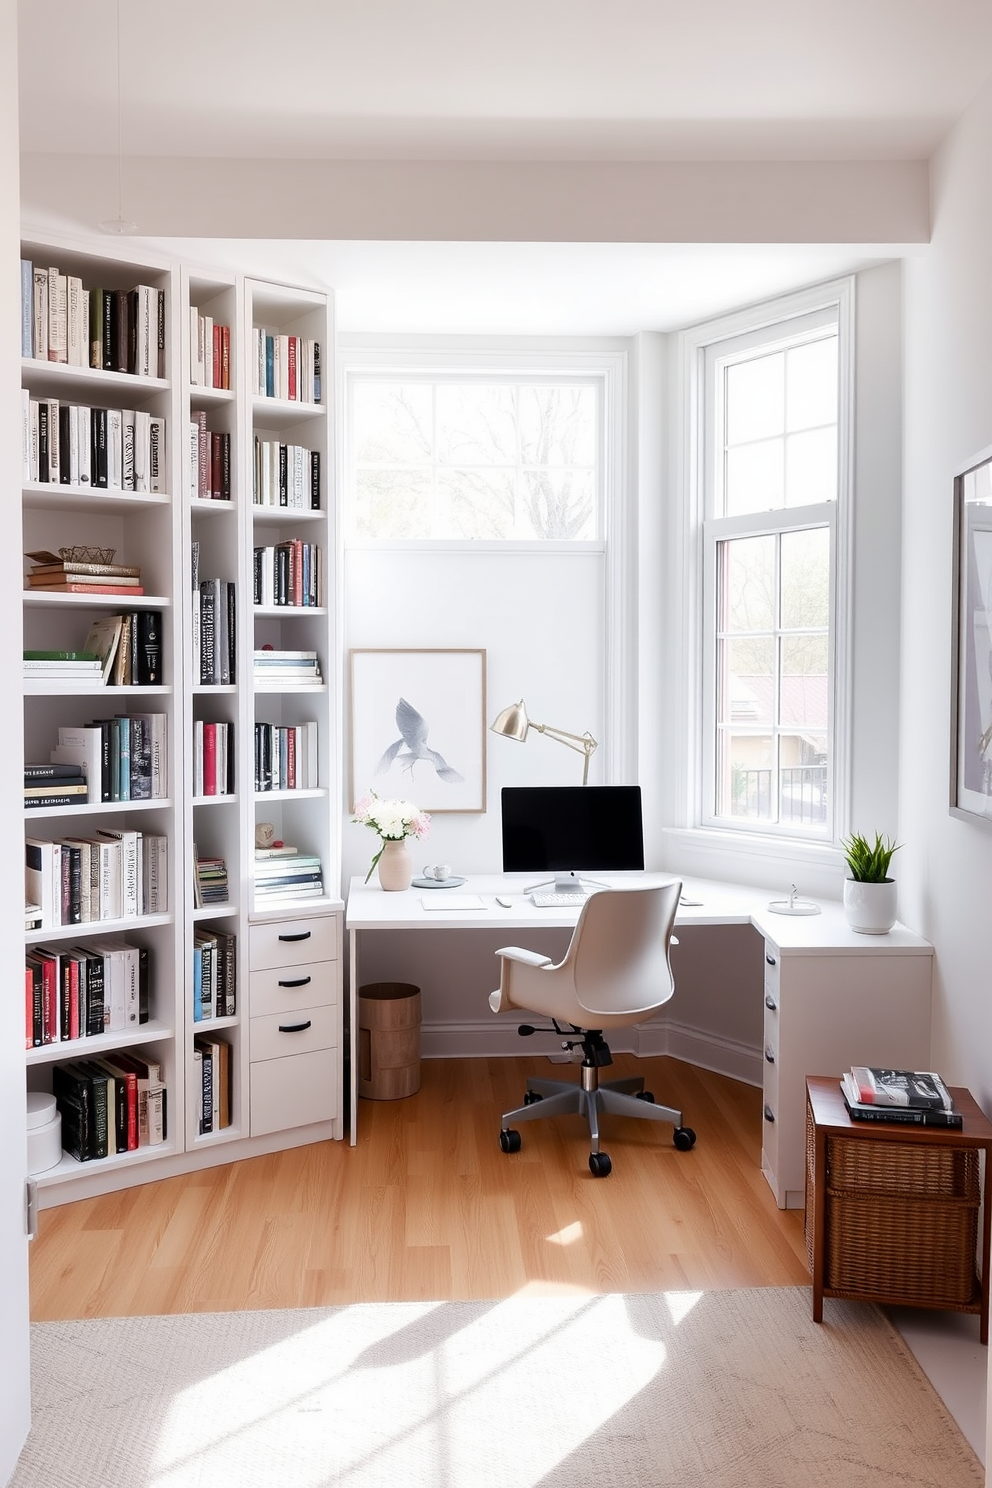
[841,831,900,934]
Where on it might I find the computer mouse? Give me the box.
[495,895,512,907]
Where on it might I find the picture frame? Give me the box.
[950,446,992,823]
[349,648,487,813]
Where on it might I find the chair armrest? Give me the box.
[496,946,555,969]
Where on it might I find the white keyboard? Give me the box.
[530,891,588,908]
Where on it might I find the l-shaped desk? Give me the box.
[345,872,934,1208]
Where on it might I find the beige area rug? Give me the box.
[11,1288,983,1488]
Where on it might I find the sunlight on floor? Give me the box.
[149,1295,669,1487]
[546,1220,583,1246]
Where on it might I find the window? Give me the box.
[696,289,851,841]
[348,374,602,541]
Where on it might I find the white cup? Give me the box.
[424,863,452,881]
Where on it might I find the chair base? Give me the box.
[500,1067,684,1157]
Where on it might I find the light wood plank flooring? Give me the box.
[28,1055,810,1320]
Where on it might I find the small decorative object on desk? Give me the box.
[840,1066,962,1127]
[767,883,821,916]
[352,790,431,890]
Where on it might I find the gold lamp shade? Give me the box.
[490,699,598,783]
[490,700,531,743]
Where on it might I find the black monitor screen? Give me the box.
[500,786,645,874]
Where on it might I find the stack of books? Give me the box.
[193,851,228,908]
[23,650,103,685]
[253,846,323,904]
[24,762,88,809]
[840,1066,963,1128]
[252,649,323,686]
[25,549,144,596]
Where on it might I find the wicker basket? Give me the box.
[823,1188,979,1305]
[826,1134,979,1200]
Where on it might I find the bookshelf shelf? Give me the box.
[20,236,342,1204]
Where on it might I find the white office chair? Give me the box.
[489,881,696,1176]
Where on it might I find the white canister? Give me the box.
[26,1091,62,1174]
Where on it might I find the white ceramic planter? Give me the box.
[843,877,898,934]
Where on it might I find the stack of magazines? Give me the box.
[840,1066,962,1128]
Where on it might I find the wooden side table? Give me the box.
[805,1075,992,1343]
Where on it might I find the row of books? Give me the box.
[193,1035,232,1135]
[53,1048,166,1163]
[41,715,168,803]
[189,309,231,389]
[840,1066,963,1128]
[194,850,228,907]
[22,394,166,496]
[254,721,319,792]
[189,414,232,501]
[253,541,323,608]
[21,261,166,378]
[25,761,87,810]
[194,720,234,797]
[251,328,321,404]
[28,613,164,688]
[193,578,237,685]
[253,436,321,509]
[253,649,323,687]
[26,829,168,930]
[254,848,323,904]
[26,936,149,1047]
[193,928,236,1022]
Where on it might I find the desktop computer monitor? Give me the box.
[500,785,644,892]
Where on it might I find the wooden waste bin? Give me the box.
[358,982,422,1099]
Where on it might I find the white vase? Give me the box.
[377,838,413,892]
[843,878,897,935]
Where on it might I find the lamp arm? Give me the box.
[531,722,599,785]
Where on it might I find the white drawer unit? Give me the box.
[249,912,343,1141]
[759,937,932,1209]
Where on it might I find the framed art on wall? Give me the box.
[951,446,992,823]
[350,648,487,813]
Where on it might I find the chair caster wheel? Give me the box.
[589,1151,612,1177]
[673,1126,696,1151]
[499,1128,522,1154]
[636,1091,655,1103]
[523,1091,543,1105]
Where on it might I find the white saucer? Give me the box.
[412,876,467,889]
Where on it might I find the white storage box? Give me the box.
[26,1091,62,1174]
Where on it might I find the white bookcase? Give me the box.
[21,234,343,1207]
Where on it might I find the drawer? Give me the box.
[250,1047,338,1137]
[250,1002,336,1062]
[249,914,339,971]
[250,959,339,1017]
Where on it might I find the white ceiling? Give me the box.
[17,1,992,335]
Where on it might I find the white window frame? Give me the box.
[680,280,854,856]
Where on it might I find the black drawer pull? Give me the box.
[765,953,777,967]
[278,976,312,988]
[764,1047,775,1064]
[278,931,311,943]
[278,1020,313,1034]
[765,995,777,1011]
[763,1105,775,1122]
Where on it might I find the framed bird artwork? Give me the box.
[350,648,487,812]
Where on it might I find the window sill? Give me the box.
[659,826,846,903]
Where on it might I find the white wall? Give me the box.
[902,76,992,1107]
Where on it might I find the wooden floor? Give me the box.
[28,1055,811,1320]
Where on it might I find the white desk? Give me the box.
[345,872,934,1207]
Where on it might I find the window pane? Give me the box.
[786,338,837,431]
[519,385,596,466]
[354,469,432,538]
[779,733,828,825]
[780,640,829,728]
[785,427,837,505]
[439,468,515,539]
[780,527,829,628]
[725,438,785,515]
[436,384,516,465]
[717,730,773,820]
[521,469,594,539]
[723,534,776,633]
[353,382,432,463]
[726,353,784,444]
[719,637,775,727]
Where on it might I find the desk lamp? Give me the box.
[490,699,598,785]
